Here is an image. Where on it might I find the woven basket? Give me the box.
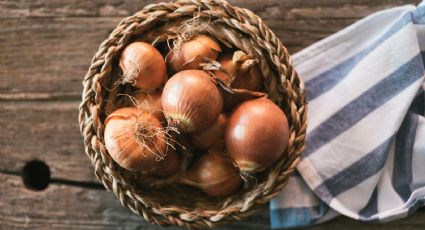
[79,0,307,228]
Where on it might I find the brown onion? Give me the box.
[152,148,182,178]
[179,149,242,197]
[225,98,289,174]
[133,91,165,122]
[120,42,167,90]
[168,35,221,72]
[104,107,168,172]
[215,51,262,111]
[191,114,227,150]
[161,70,223,132]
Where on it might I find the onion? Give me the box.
[104,107,168,172]
[191,114,227,150]
[225,98,289,174]
[120,42,167,90]
[168,35,221,72]
[152,148,182,178]
[161,70,223,132]
[133,91,165,122]
[179,149,242,197]
[215,51,262,111]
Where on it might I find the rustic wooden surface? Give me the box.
[1,0,423,229]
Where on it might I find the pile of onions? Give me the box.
[104,35,290,197]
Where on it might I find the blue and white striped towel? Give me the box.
[270,1,425,228]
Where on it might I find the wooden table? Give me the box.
[1,0,424,229]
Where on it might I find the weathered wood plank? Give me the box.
[0,0,156,18]
[306,209,425,230]
[0,0,420,98]
[0,101,96,183]
[0,0,420,18]
[0,173,146,230]
[0,17,121,100]
[1,172,424,229]
[0,173,271,229]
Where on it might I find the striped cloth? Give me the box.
[270,1,425,228]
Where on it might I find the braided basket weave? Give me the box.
[79,0,307,228]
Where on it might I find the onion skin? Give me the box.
[168,35,221,72]
[191,114,227,150]
[180,149,242,197]
[104,107,167,172]
[152,148,182,178]
[161,70,223,132]
[225,98,289,174]
[215,52,263,85]
[214,53,236,82]
[133,91,165,122]
[215,52,262,111]
[120,42,167,90]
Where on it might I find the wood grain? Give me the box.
[0,17,121,100]
[0,173,271,230]
[0,101,96,183]
[0,0,419,18]
[0,0,420,99]
[303,210,425,230]
[0,173,145,230]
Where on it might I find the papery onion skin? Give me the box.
[152,148,182,178]
[120,42,167,90]
[168,35,221,72]
[162,70,223,132]
[225,98,289,174]
[191,114,227,150]
[180,149,242,197]
[104,107,167,172]
[214,53,235,82]
[215,52,263,111]
[133,91,165,123]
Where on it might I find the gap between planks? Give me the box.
[0,92,81,101]
[0,169,104,190]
